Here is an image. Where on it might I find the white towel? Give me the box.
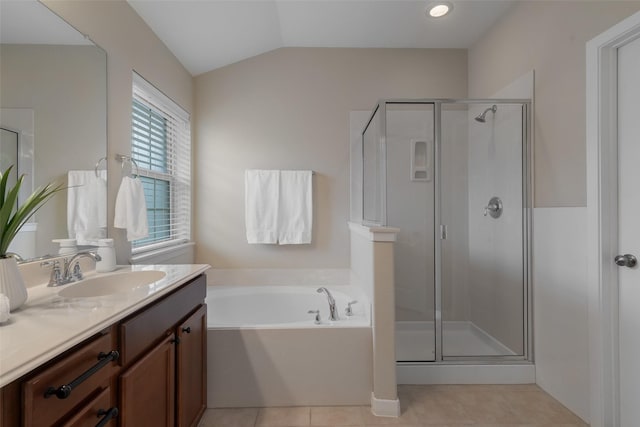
[114,176,149,241]
[245,170,279,244]
[278,170,312,244]
[67,170,107,245]
[244,170,313,245]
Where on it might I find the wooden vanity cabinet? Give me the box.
[118,274,207,427]
[0,326,120,427]
[119,334,176,426]
[61,387,117,427]
[0,273,207,427]
[176,304,207,427]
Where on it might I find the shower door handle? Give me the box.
[615,254,637,268]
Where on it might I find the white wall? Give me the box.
[533,207,590,421]
[194,47,467,268]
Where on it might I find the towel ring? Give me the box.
[94,157,107,178]
[115,154,140,178]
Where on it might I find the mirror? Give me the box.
[0,0,107,261]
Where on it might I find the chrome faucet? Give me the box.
[317,287,339,321]
[43,252,102,287]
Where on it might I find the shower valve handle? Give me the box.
[483,196,503,219]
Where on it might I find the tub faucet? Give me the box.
[317,287,339,321]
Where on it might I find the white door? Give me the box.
[617,35,640,426]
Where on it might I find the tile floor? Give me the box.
[198,384,588,427]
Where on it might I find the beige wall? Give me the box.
[468,1,640,207]
[1,44,106,256]
[42,0,193,263]
[194,47,467,268]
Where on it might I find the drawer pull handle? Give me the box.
[182,326,191,333]
[96,407,119,427]
[44,351,119,399]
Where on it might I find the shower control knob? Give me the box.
[483,196,503,219]
[615,254,637,268]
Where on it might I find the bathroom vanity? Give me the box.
[0,264,209,427]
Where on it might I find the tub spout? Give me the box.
[317,287,339,321]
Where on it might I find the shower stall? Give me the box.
[355,99,531,367]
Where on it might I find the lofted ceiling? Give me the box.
[0,0,91,45]
[127,0,517,76]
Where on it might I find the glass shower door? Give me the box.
[440,102,527,358]
[384,102,436,362]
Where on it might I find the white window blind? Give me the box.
[131,72,191,253]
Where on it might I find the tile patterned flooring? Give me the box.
[198,384,588,427]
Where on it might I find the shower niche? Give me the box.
[357,99,531,364]
[410,139,432,182]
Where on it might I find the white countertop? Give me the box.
[0,264,210,388]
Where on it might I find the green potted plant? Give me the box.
[0,165,63,311]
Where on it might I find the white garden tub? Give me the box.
[206,285,372,407]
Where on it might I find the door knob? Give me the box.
[615,254,637,268]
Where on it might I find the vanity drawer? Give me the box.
[23,329,119,427]
[62,387,117,427]
[119,275,206,366]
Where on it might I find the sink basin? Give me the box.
[58,270,167,298]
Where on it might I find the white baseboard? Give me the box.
[370,392,400,417]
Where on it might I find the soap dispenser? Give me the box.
[52,239,77,255]
[96,238,116,272]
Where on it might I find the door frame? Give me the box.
[586,11,640,427]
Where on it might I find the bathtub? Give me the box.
[206,285,373,408]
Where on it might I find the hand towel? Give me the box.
[245,170,279,244]
[278,170,313,244]
[67,170,107,245]
[114,176,149,241]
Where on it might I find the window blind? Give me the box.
[131,72,191,252]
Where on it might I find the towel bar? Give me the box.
[94,157,107,178]
[115,154,140,178]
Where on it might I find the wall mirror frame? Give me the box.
[1,0,108,261]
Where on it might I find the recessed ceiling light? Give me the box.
[427,2,453,18]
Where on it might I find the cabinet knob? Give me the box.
[182,326,191,334]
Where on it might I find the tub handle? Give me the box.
[308,309,321,325]
[345,300,358,317]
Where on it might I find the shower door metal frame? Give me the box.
[433,99,532,363]
[362,98,533,364]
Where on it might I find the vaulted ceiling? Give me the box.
[127,1,517,76]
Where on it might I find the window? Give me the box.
[131,72,191,253]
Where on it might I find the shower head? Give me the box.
[475,105,497,123]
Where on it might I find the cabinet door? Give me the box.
[119,334,175,427]
[176,304,207,427]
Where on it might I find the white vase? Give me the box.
[0,257,28,311]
